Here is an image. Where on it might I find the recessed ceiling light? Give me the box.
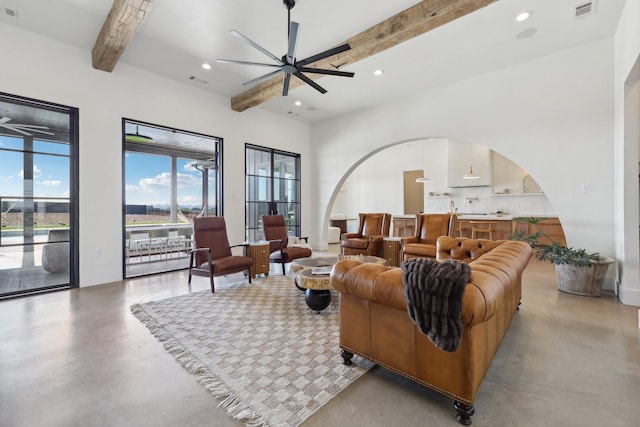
[373,69,384,76]
[515,11,533,22]
[201,63,212,70]
[294,100,302,106]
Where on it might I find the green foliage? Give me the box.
[535,243,601,266]
[508,217,601,267]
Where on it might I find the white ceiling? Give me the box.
[0,0,626,123]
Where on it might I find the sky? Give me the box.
[1,136,212,210]
[0,136,70,200]
[125,152,212,209]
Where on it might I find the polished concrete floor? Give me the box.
[1,246,639,427]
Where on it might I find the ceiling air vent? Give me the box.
[575,1,595,19]
[3,7,19,20]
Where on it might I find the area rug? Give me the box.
[130,274,373,427]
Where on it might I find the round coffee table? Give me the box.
[292,255,387,312]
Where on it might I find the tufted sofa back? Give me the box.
[436,236,505,263]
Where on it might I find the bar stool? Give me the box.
[470,221,496,240]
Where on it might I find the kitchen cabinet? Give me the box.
[511,217,566,246]
[447,141,492,188]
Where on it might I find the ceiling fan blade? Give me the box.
[216,59,281,68]
[297,67,355,78]
[0,125,32,136]
[230,30,284,65]
[293,72,327,94]
[12,125,55,136]
[296,43,351,67]
[286,22,300,64]
[242,69,284,87]
[283,73,291,96]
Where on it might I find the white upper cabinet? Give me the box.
[447,141,492,187]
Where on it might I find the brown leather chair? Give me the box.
[340,213,391,257]
[262,215,312,275]
[401,213,453,260]
[188,217,253,293]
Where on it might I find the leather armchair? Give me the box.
[401,213,453,260]
[188,217,253,293]
[262,215,312,275]
[340,213,391,257]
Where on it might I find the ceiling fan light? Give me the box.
[462,166,480,180]
[416,177,431,183]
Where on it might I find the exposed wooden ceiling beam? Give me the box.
[231,0,497,112]
[92,0,155,72]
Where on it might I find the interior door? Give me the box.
[403,170,424,214]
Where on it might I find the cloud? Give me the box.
[41,180,62,187]
[18,165,42,178]
[129,171,200,194]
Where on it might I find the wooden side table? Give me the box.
[247,242,270,278]
[383,237,402,267]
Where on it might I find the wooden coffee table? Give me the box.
[292,255,386,312]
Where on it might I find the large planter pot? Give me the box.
[554,257,614,296]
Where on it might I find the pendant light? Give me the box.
[125,125,153,143]
[462,166,480,180]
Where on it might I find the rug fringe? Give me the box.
[131,304,271,427]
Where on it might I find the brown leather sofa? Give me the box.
[340,212,391,257]
[401,213,453,260]
[331,236,532,425]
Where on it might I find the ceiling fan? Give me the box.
[216,0,354,96]
[0,117,54,136]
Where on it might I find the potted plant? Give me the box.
[509,217,614,296]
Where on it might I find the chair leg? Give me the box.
[209,273,215,293]
[281,261,286,275]
[247,268,252,284]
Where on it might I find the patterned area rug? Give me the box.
[130,274,373,427]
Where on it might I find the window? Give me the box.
[245,144,301,241]
[123,119,221,277]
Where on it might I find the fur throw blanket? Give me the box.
[401,258,471,352]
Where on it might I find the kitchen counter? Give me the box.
[457,214,513,221]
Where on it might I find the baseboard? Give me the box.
[618,285,640,307]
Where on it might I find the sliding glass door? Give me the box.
[0,93,78,298]
[245,144,301,241]
[123,119,221,278]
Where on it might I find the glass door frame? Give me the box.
[121,118,222,278]
[0,92,79,298]
[245,144,302,241]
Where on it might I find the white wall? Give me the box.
[614,0,640,307]
[332,140,555,220]
[311,38,616,290]
[0,24,311,287]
